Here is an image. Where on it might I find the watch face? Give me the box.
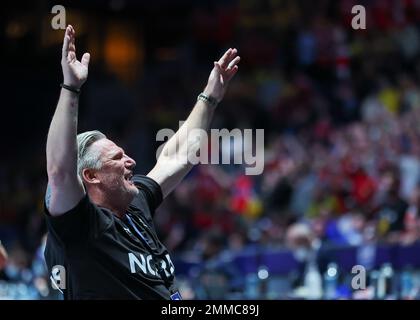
[198,93,217,107]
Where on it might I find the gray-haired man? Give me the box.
[44,25,240,299]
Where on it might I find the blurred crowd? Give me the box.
[2,0,420,299]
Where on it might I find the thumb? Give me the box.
[81,53,90,67]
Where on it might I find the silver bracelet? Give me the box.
[197,92,218,107]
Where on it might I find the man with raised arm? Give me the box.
[44,25,240,300]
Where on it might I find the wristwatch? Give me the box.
[197,92,218,107]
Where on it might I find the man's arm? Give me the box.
[0,241,7,271]
[148,48,240,198]
[46,25,90,216]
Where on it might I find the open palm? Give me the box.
[204,48,240,102]
[61,25,90,89]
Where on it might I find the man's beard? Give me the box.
[107,177,139,202]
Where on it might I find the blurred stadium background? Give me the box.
[2,0,420,300]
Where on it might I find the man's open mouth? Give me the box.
[124,173,133,182]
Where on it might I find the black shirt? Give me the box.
[44,175,179,300]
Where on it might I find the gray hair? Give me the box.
[77,130,106,179]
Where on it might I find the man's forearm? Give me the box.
[149,98,215,198]
[161,98,216,160]
[46,88,79,177]
[148,48,239,198]
[45,25,88,215]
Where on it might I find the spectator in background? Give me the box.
[375,166,408,240]
[285,223,330,299]
[400,186,420,245]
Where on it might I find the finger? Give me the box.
[62,26,71,57]
[69,41,76,53]
[224,48,238,66]
[62,35,70,58]
[226,65,239,82]
[218,48,233,69]
[67,51,76,64]
[69,33,76,52]
[221,48,238,70]
[68,25,76,52]
[227,56,240,70]
[81,53,90,67]
[229,48,238,59]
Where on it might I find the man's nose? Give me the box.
[125,156,136,169]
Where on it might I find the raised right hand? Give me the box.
[61,25,90,89]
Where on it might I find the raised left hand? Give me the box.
[203,48,240,103]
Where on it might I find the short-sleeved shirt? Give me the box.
[44,175,179,300]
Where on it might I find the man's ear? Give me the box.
[82,168,100,184]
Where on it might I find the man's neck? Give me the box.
[101,202,127,218]
[88,190,131,218]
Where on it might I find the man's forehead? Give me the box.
[92,138,120,154]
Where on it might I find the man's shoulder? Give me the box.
[44,194,115,242]
[131,174,163,212]
[132,174,160,190]
[129,188,151,213]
